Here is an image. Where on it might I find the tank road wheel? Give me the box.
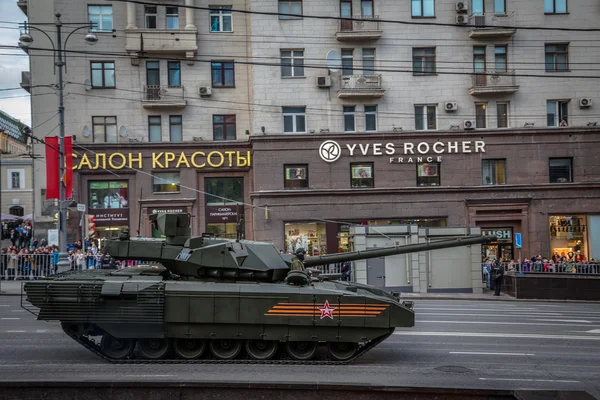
[245,340,278,360]
[209,339,242,360]
[100,334,135,360]
[327,342,359,361]
[138,338,171,360]
[173,339,206,360]
[286,341,318,360]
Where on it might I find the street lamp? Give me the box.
[18,13,97,272]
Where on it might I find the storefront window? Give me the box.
[284,164,308,189]
[481,228,513,261]
[89,181,129,209]
[205,177,244,239]
[549,215,588,261]
[351,163,374,188]
[285,222,326,256]
[417,162,440,186]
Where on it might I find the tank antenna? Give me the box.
[137,185,143,237]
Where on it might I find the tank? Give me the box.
[22,213,496,364]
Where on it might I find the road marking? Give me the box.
[0,305,10,307]
[585,329,600,333]
[415,307,540,311]
[534,319,591,323]
[35,329,49,333]
[479,378,580,383]
[393,331,600,341]
[419,312,564,317]
[418,320,598,327]
[11,310,24,312]
[5,330,26,333]
[1,318,20,320]
[124,375,174,378]
[450,351,535,356]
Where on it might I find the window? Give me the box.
[545,44,568,72]
[205,177,244,205]
[547,100,569,126]
[361,0,374,17]
[494,45,507,72]
[549,158,573,183]
[153,172,180,193]
[210,7,233,32]
[343,106,356,132]
[148,116,162,142]
[168,62,181,87]
[412,48,436,75]
[342,49,353,75]
[213,115,236,140]
[90,61,115,88]
[365,105,377,131]
[278,0,302,19]
[351,163,374,188]
[166,7,179,29]
[412,0,434,17]
[482,159,506,185]
[281,50,304,77]
[415,105,437,130]
[497,103,508,128]
[89,181,129,209]
[146,61,160,85]
[7,170,24,189]
[473,46,486,72]
[284,165,308,189]
[340,0,352,30]
[475,103,487,128]
[88,5,113,32]
[544,0,567,14]
[472,0,484,14]
[211,62,235,87]
[92,116,117,143]
[169,116,182,142]
[145,6,157,29]
[283,107,306,133]
[494,0,506,13]
[417,163,440,186]
[363,49,375,76]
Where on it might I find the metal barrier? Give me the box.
[482,261,600,275]
[308,262,354,281]
[0,254,152,281]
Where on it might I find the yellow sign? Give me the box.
[72,151,252,170]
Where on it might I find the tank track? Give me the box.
[61,325,392,365]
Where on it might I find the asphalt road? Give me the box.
[1,296,599,397]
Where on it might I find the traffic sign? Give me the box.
[515,233,522,249]
[77,204,86,212]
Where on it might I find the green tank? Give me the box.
[22,213,495,364]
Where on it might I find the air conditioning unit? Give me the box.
[456,15,468,25]
[199,86,212,97]
[445,102,458,112]
[580,98,592,108]
[464,120,477,129]
[456,2,468,12]
[317,76,331,88]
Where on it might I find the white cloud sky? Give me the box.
[0,0,31,126]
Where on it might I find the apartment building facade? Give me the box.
[19,1,600,279]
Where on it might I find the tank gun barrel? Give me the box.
[302,235,496,267]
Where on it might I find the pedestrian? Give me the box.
[490,262,504,296]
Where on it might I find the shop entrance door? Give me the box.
[366,255,385,288]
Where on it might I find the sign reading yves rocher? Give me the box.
[319,140,486,163]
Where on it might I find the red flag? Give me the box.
[45,137,59,200]
[63,136,73,199]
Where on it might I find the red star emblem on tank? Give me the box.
[318,300,336,320]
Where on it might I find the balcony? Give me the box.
[338,75,385,98]
[470,71,519,96]
[335,16,382,41]
[20,71,31,93]
[141,85,187,109]
[468,13,516,38]
[17,0,27,16]
[125,29,198,61]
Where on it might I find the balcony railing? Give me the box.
[20,71,31,93]
[338,74,385,98]
[125,29,198,60]
[468,12,516,38]
[470,70,519,95]
[336,16,382,41]
[142,85,187,108]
